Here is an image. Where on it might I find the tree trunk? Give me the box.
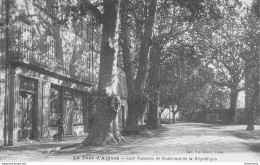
[171,104,179,123]
[189,110,195,122]
[172,110,177,123]
[81,0,125,146]
[246,82,259,131]
[147,91,160,128]
[120,0,143,127]
[81,95,124,146]
[245,59,259,131]
[135,0,157,94]
[227,89,238,124]
[126,97,146,125]
[123,0,158,128]
[147,42,161,129]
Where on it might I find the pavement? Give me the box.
[0,123,260,162]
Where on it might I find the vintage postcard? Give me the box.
[0,0,259,164]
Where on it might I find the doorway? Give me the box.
[63,98,73,135]
[18,92,35,141]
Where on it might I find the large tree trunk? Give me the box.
[245,60,259,131]
[120,0,140,126]
[135,0,157,94]
[147,42,161,129]
[171,104,179,123]
[81,0,125,146]
[227,88,238,124]
[81,95,124,146]
[172,110,178,123]
[246,81,259,131]
[127,97,146,125]
[147,91,160,128]
[121,0,158,128]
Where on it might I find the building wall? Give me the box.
[0,0,101,145]
[7,67,94,143]
[6,0,100,82]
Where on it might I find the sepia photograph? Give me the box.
[0,0,259,163]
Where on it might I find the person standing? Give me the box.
[56,118,64,141]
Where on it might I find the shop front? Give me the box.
[7,67,94,144]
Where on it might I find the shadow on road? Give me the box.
[197,123,223,129]
[225,130,259,140]
[226,131,258,140]
[146,125,170,138]
[214,126,260,153]
[242,142,260,152]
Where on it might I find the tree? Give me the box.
[145,0,223,128]
[146,38,161,128]
[242,3,260,130]
[197,1,246,124]
[120,0,158,127]
[80,0,125,146]
[159,58,212,121]
[244,57,259,131]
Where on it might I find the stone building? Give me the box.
[0,0,104,146]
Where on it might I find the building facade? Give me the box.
[0,0,102,146]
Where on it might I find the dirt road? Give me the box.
[1,123,260,162]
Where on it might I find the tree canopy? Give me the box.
[63,0,260,139]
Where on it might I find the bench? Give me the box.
[122,124,148,135]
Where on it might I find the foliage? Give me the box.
[57,0,260,127]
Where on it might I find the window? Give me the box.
[18,21,33,60]
[33,0,61,19]
[46,36,56,57]
[45,36,56,67]
[20,76,36,92]
[46,0,58,17]
[73,14,94,41]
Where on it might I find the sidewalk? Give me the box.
[0,134,88,161]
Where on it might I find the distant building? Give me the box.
[0,0,104,146]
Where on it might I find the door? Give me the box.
[18,93,34,141]
[64,98,73,135]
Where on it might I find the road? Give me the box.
[0,123,260,162]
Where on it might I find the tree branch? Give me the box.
[211,81,232,88]
[237,87,245,92]
[81,0,102,23]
